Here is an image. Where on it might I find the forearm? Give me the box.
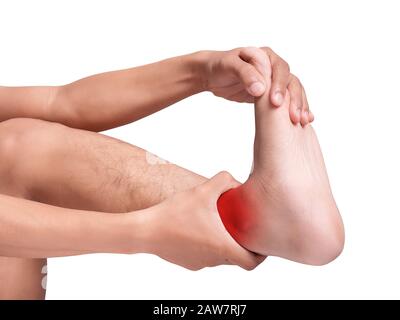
[0,193,147,258]
[0,86,57,122]
[50,51,207,131]
[0,52,207,131]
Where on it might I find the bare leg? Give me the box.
[218,69,344,265]
[0,118,205,299]
[0,257,46,299]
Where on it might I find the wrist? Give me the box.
[96,211,153,255]
[124,203,170,258]
[117,211,154,254]
[188,50,214,93]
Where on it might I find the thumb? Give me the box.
[229,54,265,97]
[229,56,266,97]
[202,171,241,201]
[239,46,270,78]
[236,47,272,97]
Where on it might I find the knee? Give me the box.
[0,118,66,171]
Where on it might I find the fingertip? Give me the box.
[295,108,302,124]
[290,110,300,125]
[248,81,265,97]
[243,257,264,271]
[271,90,284,106]
[257,255,268,265]
[248,255,267,270]
[216,170,233,183]
[289,102,301,124]
[212,171,241,195]
[308,111,315,122]
[230,178,242,189]
[301,111,309,126]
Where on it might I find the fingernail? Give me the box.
[274,91,283,105]
[249,82,265,96]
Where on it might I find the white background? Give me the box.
[0,0,399,299]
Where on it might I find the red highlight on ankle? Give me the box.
[217,186,252,243]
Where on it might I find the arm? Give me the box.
[0,48,311,131]
[0,52,205,132]
[0,193,146,257]
[0,173,264,270]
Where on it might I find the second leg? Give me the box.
[0,118,206,299]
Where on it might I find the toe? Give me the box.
[300,110,309,126]
[308,110,315,122]
[289,104,301,124]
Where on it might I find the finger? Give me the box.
[228,90,254,103]
[302,87,314,123]
[308,110,315,122]
[222,82,254,103]
[202,171,241,200]
[255,254,268,265]
[229,244,267,271]
[229,55,266,97]
[207,258,234,268]
[287,75,303,124]
[239,46,270,78]
[300,88,310,126]
[260,47,290,107]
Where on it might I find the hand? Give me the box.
[202,47,313,125]
[261,47,314,126]
[144,171,266,271]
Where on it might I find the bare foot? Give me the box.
[218,68,344,265]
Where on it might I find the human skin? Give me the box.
[0,119,264,299]
[0,47,310,298]
[0,47,312,129]
[218,61,345,265]
[0,171,262,266]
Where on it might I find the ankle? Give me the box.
[217,176,345,265]
[217,180,262,252]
